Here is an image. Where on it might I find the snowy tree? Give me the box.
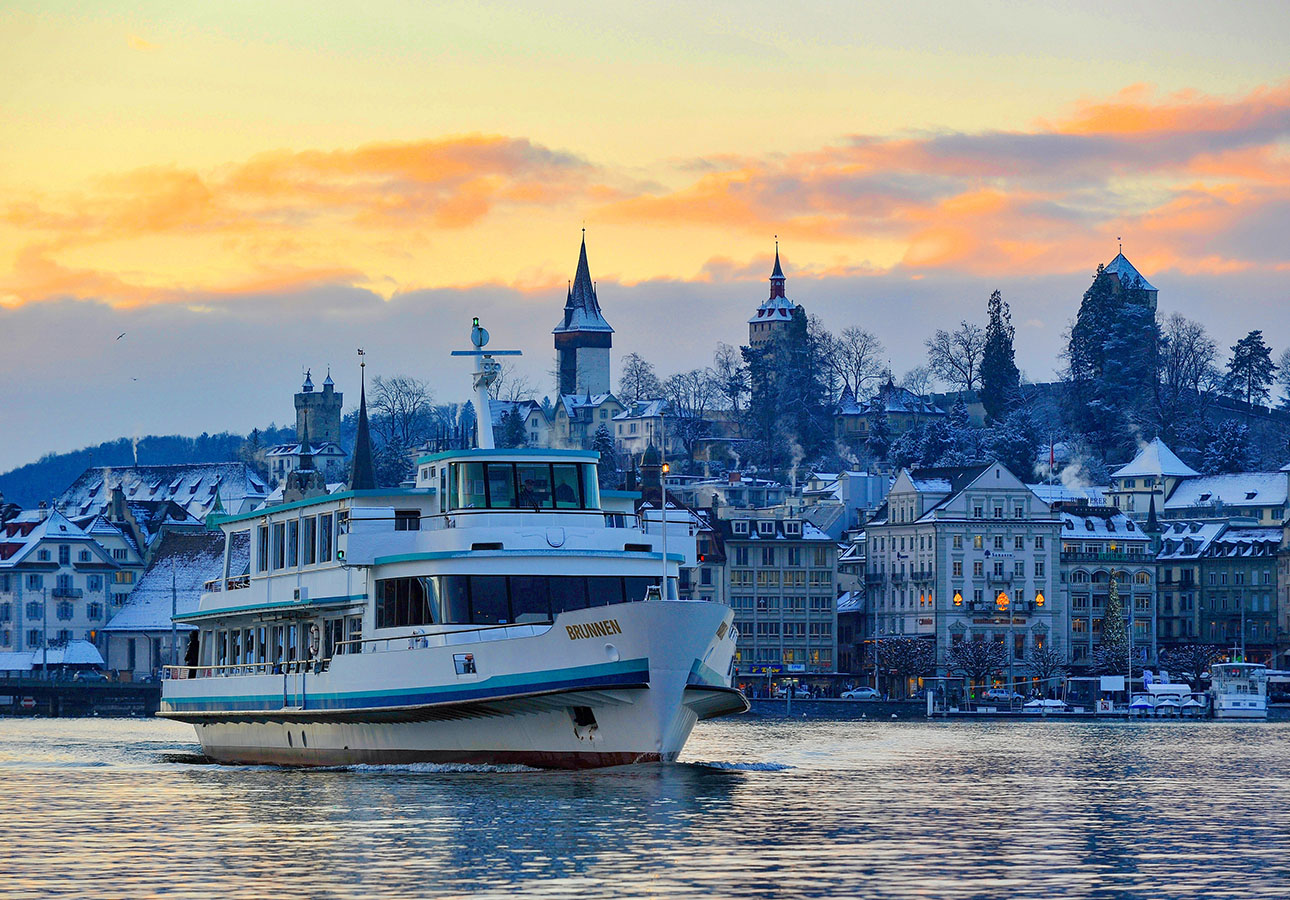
[1026,642,1067,698]
[711,342,749,417]
[917,418,954,467]
[591,424,618,489]
[1159,644,1222,689]
[1156,314,1219,444]
[1277,347,1290,410]
[925,320,985,392]
[877,638,937,698]
[865,402,893,462]
[980,290,1019,421]
[948,638,1006,690]
[1225,330,1277,409]
[900,366,934,404]
[888,422,924,470]
[986,407,1040,479]
[618,353,663,406]
[1093,577,1143,676]
[664,369,719,460]
[1202,421,1254,474]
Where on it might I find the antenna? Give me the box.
[451,318,521,450]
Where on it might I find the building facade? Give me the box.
[1057,504,1155,670]
[866,463,1061,684]
[719,508,838,675]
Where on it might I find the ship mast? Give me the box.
[451,317,522,450]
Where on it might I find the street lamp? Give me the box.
[996,590,1014,705]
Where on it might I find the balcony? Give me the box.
[911,569,936,582]
[1061,551,1150,564]
[50,588,83,599]
[987,572,1013,585]
[865,573,885,586]
[889,573,906,584]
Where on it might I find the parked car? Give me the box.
[774,685,812,699]
[73,669,108,682]
[983,688,1022,702]
[841,687,881,700]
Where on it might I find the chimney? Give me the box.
[110,486,126,522]
[728,471,742,485]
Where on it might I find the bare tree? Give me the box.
[1156,313,1218,439]
[835,326,885,397]
[1277,347,1290,409]
[711,342,749,416]
[491,360,536,402]
[1159,644,1223,689]
[1026,642,1068,698]
[877,637,937,698]
[900,366,934,400]
[618,352,663,406]
[925,320,985,392]
[948,638,1006,691]
[371,376,435,449]
[663,368,720,460]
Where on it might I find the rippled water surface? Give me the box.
[2,715,1289,899]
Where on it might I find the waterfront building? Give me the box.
[0,508,144,654]
[1056,504,1155,670]
[865,463,1061,683]
[1157,520,1281,665]
[719,507,838,675]
[835,591,868,675]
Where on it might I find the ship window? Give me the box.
[394,509,421,531]
[550,575,589,612]
[623,576,656,604]
[318,513,333,562]
[286,520,299,567]
[272,523,286,571]
[256,525,270,573]
[516,464,554,509]
[458,463,487,509]
[485,464,517,508]
[469,575,510,625]
[586,575,625,608]
[552,464,583,509]
[302,517,317,565]
[510,574,552,622]
[441,575,471,624]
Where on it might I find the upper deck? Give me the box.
[194,448,695,621]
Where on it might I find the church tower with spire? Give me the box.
[748,240,799,349]
[553,233,613,396]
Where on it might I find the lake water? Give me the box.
[1,715,1288,899]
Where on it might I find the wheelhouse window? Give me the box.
[445,461,596,511]
[272,522,286,571]
[394,510,421,531]
[257,525,270,573]
[302,517,317,565]
[318,513,333,562]
[286,520,299,567]
[485,465,516,508]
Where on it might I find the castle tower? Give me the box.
[1103,251,1159,313]
[553,233,613,396]
[748,241,799,349]
[295,368,343,446]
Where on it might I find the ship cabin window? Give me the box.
[302,518,317,565]
[257,525,270,573]
[394,510,421,532]
[319,513,334,562]
[272,523,286,571]
[375,574,669,628]
[286,520,299,567]
[446,461,597,511]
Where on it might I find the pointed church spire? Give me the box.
[350,350,376,490]
[297,409,314,472]
[768,237,786,299]
[554,231,612,334]
[1145,492,1160,533]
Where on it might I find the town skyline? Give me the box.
[4,2,1290,470]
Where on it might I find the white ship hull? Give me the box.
[161,600,745,768]
[1211,696,1267,720]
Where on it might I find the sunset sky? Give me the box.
[3,1,1290,472]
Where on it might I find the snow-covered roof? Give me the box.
[489,399,544,428]
[0,509,114,567]
[559,393,618,418]
[1104,252,1158,293]
[1111,438,1199,479]
[58,463,271,521]
[836,591,866,614]
[1164,472,1288,511]
[102,532,247,632]
[1203,526,1282,558]
[910,477,952,493]
[0,641,105,669]
[1157,521,1227,559]
[614,399,668,420]
[1027,483,1109,505]
[266,442,347,458]
[1060,509,1146,540]
[850,381,945,417]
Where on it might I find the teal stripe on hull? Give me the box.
[162,657,649,714]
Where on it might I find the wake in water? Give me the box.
[688,760,794,771]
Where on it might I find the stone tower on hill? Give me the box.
[553,233,613,396]
[295,369,343,445]
[748,241,799,349]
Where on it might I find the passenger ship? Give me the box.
[159,322,746,767]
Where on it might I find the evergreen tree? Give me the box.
[498,409,528,448]
[986,407,1040,479]
[865,402,893,462]
[1094,577,1141,675]
[1202,421,1254,474]
[591,424,618,488]
[888,423,924,470]
[917,419,953,467]
[740,307,832,466]
[980,290,1020,421]
[1225,330,1277,409]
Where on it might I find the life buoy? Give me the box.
[308,623,321,658]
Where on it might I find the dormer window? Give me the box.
[784,521,801,536]
[1199,493,1211,502]
[1245,491,1257,500]
[733,520,749,535]
[758,520,775,536]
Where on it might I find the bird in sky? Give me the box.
[116,332,126,340]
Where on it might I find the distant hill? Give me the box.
[0,428,295,509]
